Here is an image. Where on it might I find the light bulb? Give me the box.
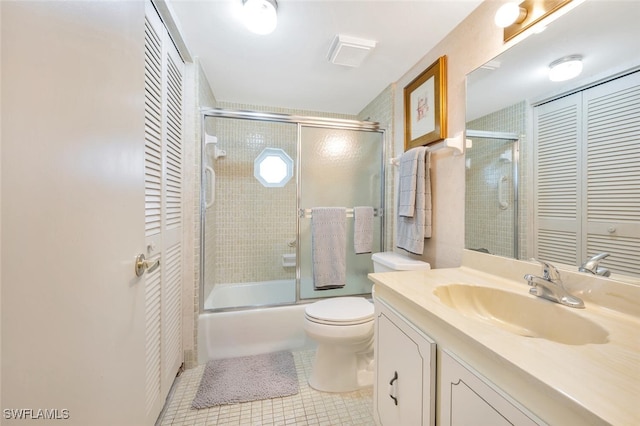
[243,0,278,35]
[494,2,527,28]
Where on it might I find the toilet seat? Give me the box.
[305,297,374,326]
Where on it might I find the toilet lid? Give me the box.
[305,297,374,325]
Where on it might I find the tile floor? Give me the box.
[157,350,375,426]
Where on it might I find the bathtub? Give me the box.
[198,279,316,362]
[204,279,296,310]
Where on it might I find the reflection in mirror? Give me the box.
[465,129,520,258]
[465,0,640,281]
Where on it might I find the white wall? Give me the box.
[2,2,148,424]
[392,0,586,268]
[392,1,510,268]
[0,0,3,410]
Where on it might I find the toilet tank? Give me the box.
[371,252,431,272]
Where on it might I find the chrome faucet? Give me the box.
[579,252,611,277]
[524,259,584,308]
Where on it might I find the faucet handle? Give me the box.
[579,252,611,275]
[533,258,562,282]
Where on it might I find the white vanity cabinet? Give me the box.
[369,254,640,425]
[374,299,436,426]
[374,297,544,426]
[439,350,543,426]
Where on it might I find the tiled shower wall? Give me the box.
[466,101,530,259]
[204,117,298,294]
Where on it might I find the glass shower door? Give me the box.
[202,116,298,310]
[298,126,384,300]
[465,131,519,258]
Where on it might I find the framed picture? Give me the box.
[404,55,447,150]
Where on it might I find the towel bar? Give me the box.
[390,132,471,165]
[299,208,382,218]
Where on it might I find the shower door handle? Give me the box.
[498,175,509,210]
[205,166,215,208]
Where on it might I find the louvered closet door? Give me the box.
[162,33,184,395]
[144,2,184,422]
[583,71,640,277]
[533,93,582,264]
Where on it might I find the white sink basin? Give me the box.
[434,284,609,345]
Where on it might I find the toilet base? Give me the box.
[308,343,374,393]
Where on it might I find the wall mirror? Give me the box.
[465,0,640,282]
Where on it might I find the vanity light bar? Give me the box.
[501,0,574,43]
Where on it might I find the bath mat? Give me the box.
[191,350,298,408]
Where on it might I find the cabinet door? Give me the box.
[440,350,544,426]
[375,300,436,426]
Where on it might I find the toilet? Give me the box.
[371,251,432,273]
[304,297,375,392]
[303,251,430,393]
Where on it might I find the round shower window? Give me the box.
[254,148,294,187]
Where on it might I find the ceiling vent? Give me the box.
[327,35,377,68]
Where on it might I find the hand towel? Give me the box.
[397,149,432,255]
[353,206,374,254]
[398,147,422,217]
[311,207,346,290]
[424,151,432,238]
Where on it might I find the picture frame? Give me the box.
[404,55,447,150]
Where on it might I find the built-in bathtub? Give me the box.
[204,279,296,310]
[198,279,315,362]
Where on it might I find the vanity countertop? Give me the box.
[369,265,640,425]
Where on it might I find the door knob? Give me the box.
[135,253,160,277]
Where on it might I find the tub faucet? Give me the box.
[524,259,584,309]
[579,252,611,277]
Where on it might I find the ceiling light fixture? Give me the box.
[548,55,583,82]
[242,0,278,35]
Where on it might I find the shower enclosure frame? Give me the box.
[466,129,520,258]
[199,108,387,313]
